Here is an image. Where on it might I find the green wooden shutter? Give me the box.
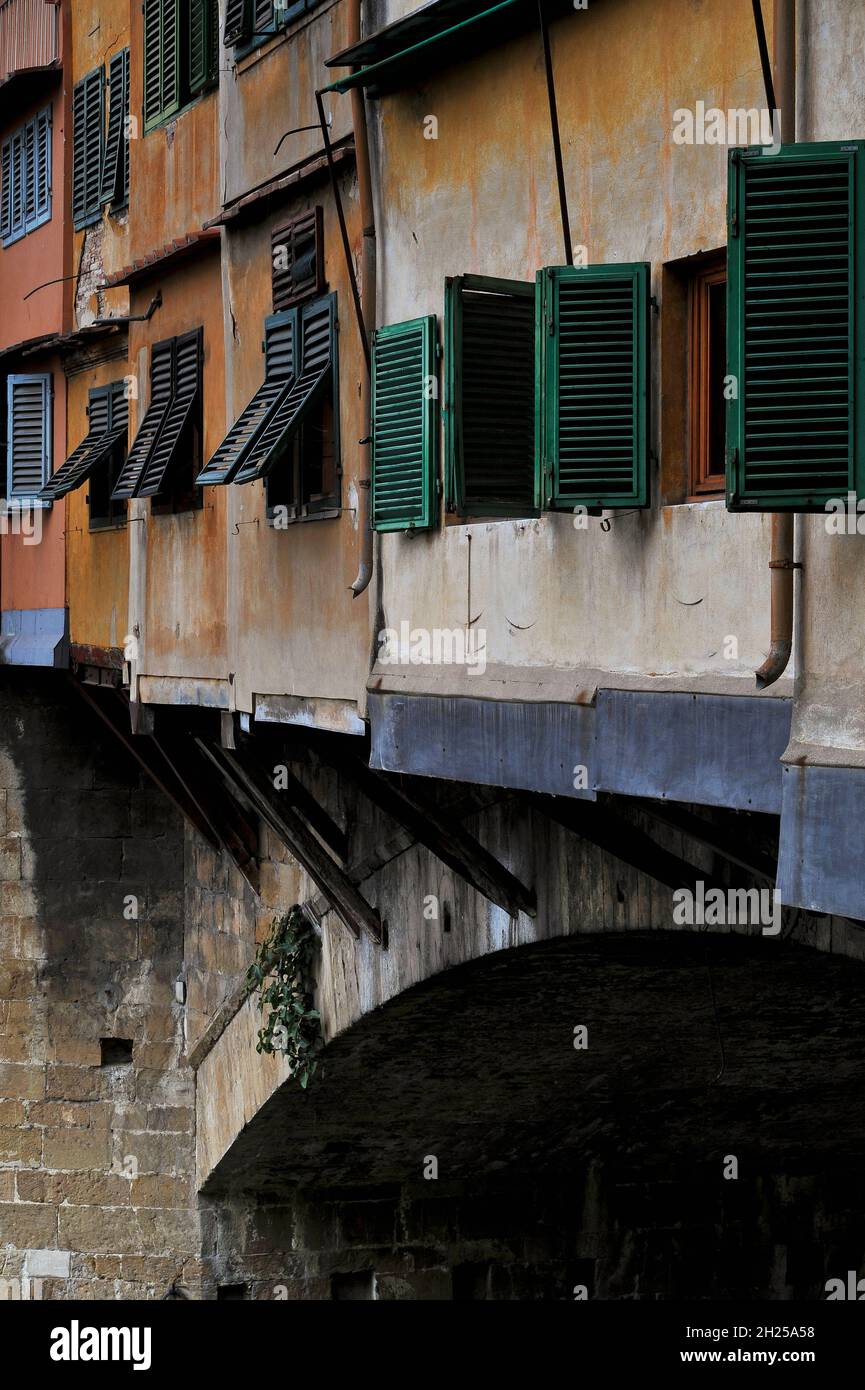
[372,316,438,531]
[72,68,104,228]
[233,296,333,485]
[138,329,202,497]
[224,0,252,45]
[112,340,175,499]
[536,263,650,510]
[190,0,219,93]
[197,310,297,486]
[445,274,535,515]
[726,140,865,512]
[101,49,129,206]
[7,375,52,499]
[144,0,180,131]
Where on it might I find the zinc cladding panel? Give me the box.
[197,311,297,485]
[372,316,437,530]
[726,141,865,511]
[232,296,333,485]
[536,263,650,510]
[445,274,534,514]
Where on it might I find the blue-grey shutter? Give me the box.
[232,295,333,485]
[112,341,175,500]
[33,109,51,227]
[7,375,52,500]
[137,329,202,497]
[1,137,12,241]
[197,311,297,486]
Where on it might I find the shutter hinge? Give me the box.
[548,314,555,337]
[650,296,659,316]
[435,342,442,359]
[728,446,739,472]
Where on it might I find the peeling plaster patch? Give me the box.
[75,227,106,327]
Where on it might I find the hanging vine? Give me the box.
[244,906,322,1089]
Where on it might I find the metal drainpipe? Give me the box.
[756,0,797,689]
[348,0,376,597]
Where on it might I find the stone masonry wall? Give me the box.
[0,671,199,1300]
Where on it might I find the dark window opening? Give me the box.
[330,1271,375,1300]
[265,394,338,523]
[100,1038,133,1066]
[688,250,727,497]
[217,1283,248,1300]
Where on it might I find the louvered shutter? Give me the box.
[112,341,175,500]
[198,311,297,485]
[137,329,202,497]
[40,388,128,501]
[33,109,51,225]
[144,0,180,130]
[1,138,11,241]
[536,263,650,510]
[224,0,252,45]
[371,316,438,531]
[190,0,218,93]
[233,296,333,485]
[726,141,865,512]
[272,208,323,311]
[255,0,273,30]
[22,120,35,229]
[101,49,129,205]
[72,68,104,228]
[7,376,52,500]
[9,131,23,235]
[444,275,534,514]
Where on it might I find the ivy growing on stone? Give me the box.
[244,906,322,1089]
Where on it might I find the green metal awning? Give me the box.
[323,0,572,97]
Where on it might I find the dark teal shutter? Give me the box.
[72,68,104,229]
[101,49,129,206]
[372,316,438,531]
[233,295,334,485]
[7,375,52,499]
[536,263,650,510]
[190,0,218,93]
[224,0,252,45]
[137,329,202,496]
[197,311,297,486]
[144,0,180,130]
[40,387,127,501]
[445,274,534,515]
[726,140,865,511]
[112,340,175,500]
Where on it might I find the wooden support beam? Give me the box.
[207,743,382,945]
[152,733,261,896]
[315,747,536,919]
[628,798,777,884]
[244,745,348,861]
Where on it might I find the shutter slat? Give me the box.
[727,142,864,510]
[538,264,650,510]
[372,316,437,530]
[233,365,329,485]
[224,0,252,45]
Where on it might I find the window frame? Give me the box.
[687,250,727,499]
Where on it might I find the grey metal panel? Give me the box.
[778,764,865,919]
[0,607,68,667]
[368,690,597,799]
[595,689,791,813]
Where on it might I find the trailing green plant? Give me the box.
[244,906,322,1089]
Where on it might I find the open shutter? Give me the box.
[40,388,128,501]
[224,0,252,45]
[112,341,175,500]
[233,296,333,485]
[1,138,11,241]
[727,140,865,512]
[101,49,129,205]
[7,376,52,500]
[9,131,23,236]
[34,109,51,225]
[144,0,180,130]
[190,0,218,93]
[445,274,534,515]
[137,329,202,497]
[536,263,650,510]
[371,316,438,531]
[22,120,35,229]
[197,311,297,486]
[72,68,104,228]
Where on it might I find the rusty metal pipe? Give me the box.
[347,0,376,598]
[756,0,796,689]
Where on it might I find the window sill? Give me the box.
[143,86,217,138]
[73,209,103,232]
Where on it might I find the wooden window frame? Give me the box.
[688,251,727,499]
